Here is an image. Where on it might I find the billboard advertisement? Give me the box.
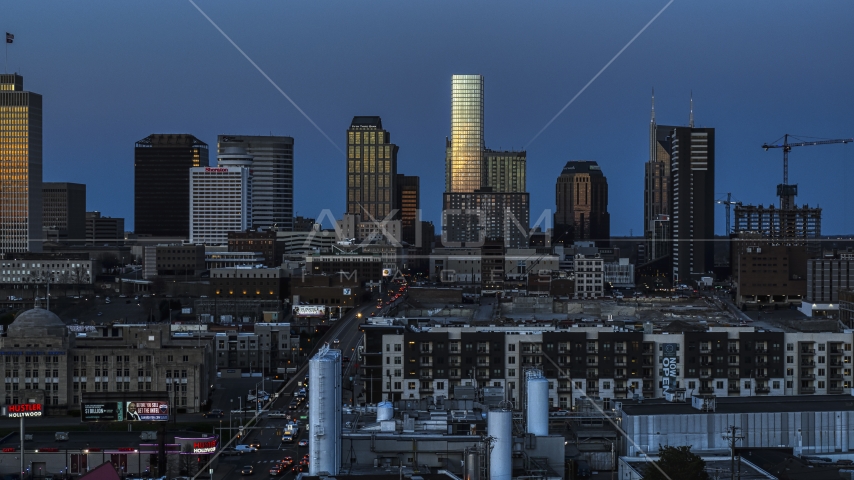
[293,305,325,317]
[126,401,169,421]
[82,402,123,422]
[176,436,218,454]
[4,403,42,418]
[662,343,678,391]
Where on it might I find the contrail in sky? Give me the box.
[525,0,676,148]
[188,0,343,155]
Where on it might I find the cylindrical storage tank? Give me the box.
[377,401,394,421]
[527,376,549,436]
[488,410,511,480]
[465,449,480,480]
[309,346,342,475]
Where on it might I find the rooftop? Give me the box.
[560,160,603,175]
[350,116,383,129]
[620,394,854,417]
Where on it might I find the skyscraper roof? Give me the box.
[350,116,383,129]
[560,160,603,175]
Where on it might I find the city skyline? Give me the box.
[1,1,853,235]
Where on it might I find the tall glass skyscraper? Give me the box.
[0,74,42,253]
[218,135,294,231]
[445,75,484,193]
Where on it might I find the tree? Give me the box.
[643,445,709,480]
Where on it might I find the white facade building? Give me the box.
[574,253,604,298]
[189,147,252,246]
[0,258,92,284]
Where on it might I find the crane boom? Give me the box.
[761,133,853,210]
[762,138,853,151]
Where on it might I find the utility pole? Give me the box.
[722,425,744,480]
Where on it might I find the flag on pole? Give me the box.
[5,33,12,44]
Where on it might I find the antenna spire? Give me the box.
[689,90,694,128]
[651,87,655,123]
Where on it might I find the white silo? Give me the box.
[488,409,512,480]
[377,401,394,421]
[309,345,342,475]
[526,374,549,436]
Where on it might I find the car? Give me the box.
[281,435,294,443]
[281,456,294,466]
[550,409,569,417]
[241,465,255,475]
[298,439,308,447]
[249,442,261,450]
[269,466,284,476]
[291,464,306,474]
[204,409,224,418]
[221,447,241,456]
[235,445,257,453]
[332,338,340,346]
[370,312,376,317]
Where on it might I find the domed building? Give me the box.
[0,304,214,417]
[6,305,69,339]
[0,305,70,410]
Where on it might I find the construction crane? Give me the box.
[762,134,853,210]
[715,193,741,236]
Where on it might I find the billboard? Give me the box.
[126,401,169,421]
[82,402,123,422]
[4,403,42,418]
[176,436,218,454]
[293,305,325,317]
[662,343,678,391]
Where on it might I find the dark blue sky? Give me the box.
[4,1,853,235]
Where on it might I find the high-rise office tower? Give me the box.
[483,149,526,193]
[670,123,715,283]
[554,161,610,246]
[346,116,398,221]
[442,75,529,248]
[134,134,208,238]
[189,147,253,246]
[643,93,715,283]
[396,174,419,246]
[43,182,86,244]
[445,75,484,193]
[643,92,677,262]
[218,135,294,231]
[0,74,42,253]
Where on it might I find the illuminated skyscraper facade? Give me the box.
[445,75,484,193]
[442,75,529,249]
[0,74,42,253]
[346,116,398,221]
[396,174,419,245]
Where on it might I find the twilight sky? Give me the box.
[3,0,853,235]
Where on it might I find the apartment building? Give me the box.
[361,321,854,407]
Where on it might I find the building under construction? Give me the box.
[733,203,821,256]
